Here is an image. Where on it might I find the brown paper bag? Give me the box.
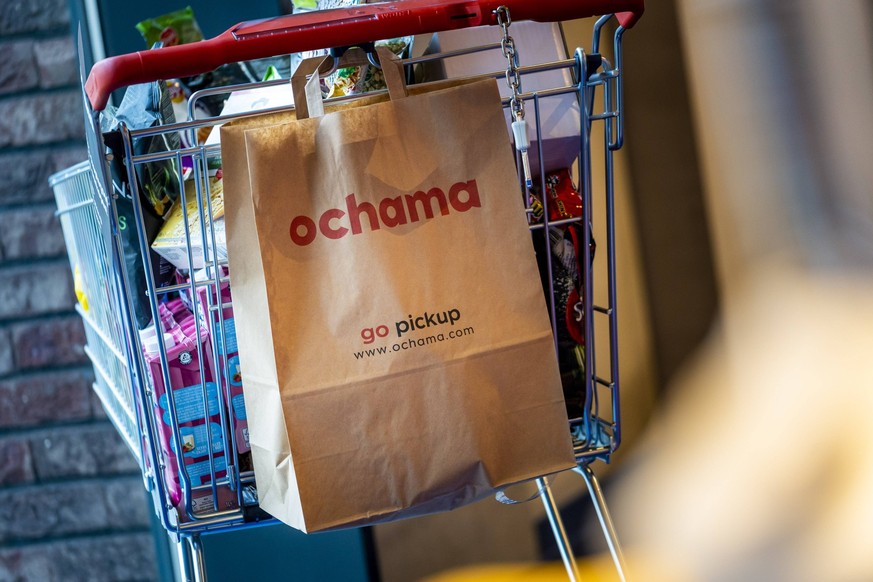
[221,74,574,533]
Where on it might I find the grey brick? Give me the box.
[0,369,93,429]
[0,263,74,320]
[0,437,35,485]
[11,315,87,369]
[0,533,158,582]
[0,0,70,35]
[30,423,139,480]
[104,479,151,528]
[90,388,109,419]
[0,40,38,95]
[34,37,77,89]
[0,477,150,543]
[0,327,12,375]
[0,151,54,205]
[0,206,66,260]
[0,90,84,149]
[0,147,87,205]
[51,147,88,176]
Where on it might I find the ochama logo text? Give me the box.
[289,179,481,246]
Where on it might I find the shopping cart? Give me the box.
[52,1,644,580]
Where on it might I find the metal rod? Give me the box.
[77,304,129,366]
[54,198,93,216]
[537,477,581,581]
[603,33,623,451]
[533,94,560,354]
[573,446,611,461]
[595,376,614,388]
[576,47,596,446]
[403,41,503,64]
[176,534,211,582]
[176,535,195,582]
[119,123,194,530]
[574,465,628,582]
[48,159,89,186]
[189,535,208,582]
[528,215,583,231]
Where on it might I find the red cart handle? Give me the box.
[85,0,644,111]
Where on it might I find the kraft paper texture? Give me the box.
[221,79,574,533]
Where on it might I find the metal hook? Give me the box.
[322,42,379,76]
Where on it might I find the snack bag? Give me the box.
[529,170,595,418]
[136,6,203,49]
[103,80,180,329]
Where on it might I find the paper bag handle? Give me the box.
[376,46,409,100]
[291,55,331,120]
[292,46,409,121]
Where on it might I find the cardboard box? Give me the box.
[152,178,226,270]
[435,21,580,177]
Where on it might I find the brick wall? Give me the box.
[0,2,159,580]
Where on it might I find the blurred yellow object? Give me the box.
[74,264,89,312]
[422,555,634,582]
[423,554,688,582]
[426,555,692,582]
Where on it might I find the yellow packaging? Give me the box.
[152,177,226,270]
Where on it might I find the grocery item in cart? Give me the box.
[528,168,584,224]
[529,169,596,419]
[136,6,290,118]
[136,6,203,48]
[182,267,253,473]
[202,85,295,147]
[109,80,181,216]
[151,176,226,270]
[326,37,412,97]
[221,69,574,533]
[140,300,231,509]
[103,80,181,329]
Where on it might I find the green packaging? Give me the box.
[136,6,203,48]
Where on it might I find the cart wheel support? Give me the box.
[574,464,628,581]
[538,477,582,581]
[176,534,207,582]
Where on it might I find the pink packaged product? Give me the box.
[182,267,252,473]
[140,301,232,512]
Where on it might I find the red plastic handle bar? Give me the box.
[85,0,643,111]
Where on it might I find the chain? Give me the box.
[495,6,524,121]
[495,6,533,190]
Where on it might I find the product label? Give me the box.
[191,492,215,514]
[184,454,227,481]
[222,317,238,354]
[159,382,220,425]
[176,422,226,458]
[189,488,238,515]
[231,394,247,421]
[239,426,250,449]
[228,355,242,386]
